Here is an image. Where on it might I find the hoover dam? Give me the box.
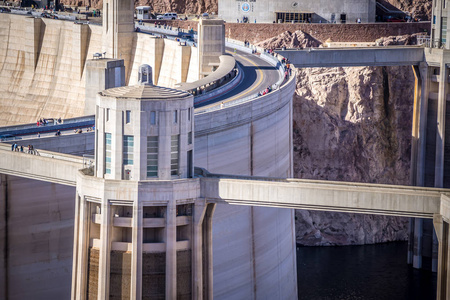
[1,0,450,299]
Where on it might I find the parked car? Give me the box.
[157,12,177,20]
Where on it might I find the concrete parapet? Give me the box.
[176,54,237,97]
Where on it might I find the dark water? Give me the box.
[297,242,437,300]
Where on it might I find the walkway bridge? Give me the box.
[2,143,449,220]
[276,46,425,68]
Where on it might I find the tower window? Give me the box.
[106,108,110,121]
[171,135,179,175]
[147,136,158,177]
[125,110,131,124]
[150,111,156,125]
[173,110,178,123]
[105,133,112,174]
[123,135,134,165]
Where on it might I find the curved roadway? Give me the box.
[194,47,280,109]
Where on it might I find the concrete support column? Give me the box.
[434,214,450,300]
[74,196,89,300]
[166,201,177,299]
[203,203,216,300]
[130,201,143,299]
[435,63,448,188]
[434,230,440,272]
[192,200,207,300]
[97,201,111,299]
[0,174,7,300]
[407,218,415,264]
[414,218,424,269]
[71,193,81,300]
[415,62,430,186]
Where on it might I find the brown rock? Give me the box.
[385,0,432,21]
[292,65,413,246]
[256,30,322,49]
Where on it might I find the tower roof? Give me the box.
[100,85,191,100]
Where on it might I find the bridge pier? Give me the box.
[434,214,450,300]
[409,49,450,273]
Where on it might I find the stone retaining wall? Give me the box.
[156,20,430,43]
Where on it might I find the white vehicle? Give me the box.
[157,12,178,20]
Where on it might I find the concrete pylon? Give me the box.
[102,0,135,83]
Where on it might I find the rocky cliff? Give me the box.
[257,31,414,245]
[56,0,431,20]
[385,0,432,21]
[58,0,217,14]
[292,65,413,246]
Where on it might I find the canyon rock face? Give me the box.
[376,33,420,46]
[293,65,413,245]
[59,0,218,14]
[259,30,414,246]
[385,0,432,21]
[256,30,322,49]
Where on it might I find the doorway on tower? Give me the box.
[275,11,313,23]
[340,13,347,23]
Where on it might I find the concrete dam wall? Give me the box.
[0,14,297,299]
[0,14,199,126]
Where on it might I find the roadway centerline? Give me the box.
[199,51,265,110]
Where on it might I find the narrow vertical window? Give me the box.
[126,110,131,124]
[173,110,178,123]
[123,135,134,165]
[147,136,158,177]
[105,133,112,174]
[150,111,156,125]
[171,135,179,175]
[106,108,110,121]
[188,132,192,145]
[106,3,109,32]
[188,108,191,121]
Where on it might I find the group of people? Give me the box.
[11,143,37,154]
[258,85,273,97]
[281,58,292,78]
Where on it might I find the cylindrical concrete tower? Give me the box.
[72,67,214,299]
